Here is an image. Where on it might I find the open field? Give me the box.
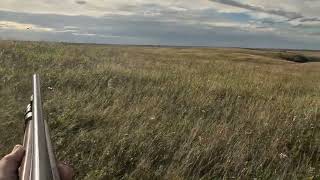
[0,41,319,179]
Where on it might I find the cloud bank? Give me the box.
[0,0,320,49]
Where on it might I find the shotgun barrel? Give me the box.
[20,74,60,180]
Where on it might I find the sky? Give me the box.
[0,0,320,49]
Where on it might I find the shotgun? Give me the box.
[20,74,60,180]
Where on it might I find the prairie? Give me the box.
[0,41,319,179]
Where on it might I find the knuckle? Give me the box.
[2,154,13,162]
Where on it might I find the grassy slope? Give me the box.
[0,41,319,179]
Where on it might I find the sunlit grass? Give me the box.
[0,41,319,179]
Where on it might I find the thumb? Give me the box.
[3,145,25,168]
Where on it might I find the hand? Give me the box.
[0,145,74,180]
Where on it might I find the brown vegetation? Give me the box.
[0,41,319,179]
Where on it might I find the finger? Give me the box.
[58,162,74,180]
[3,145,25,167]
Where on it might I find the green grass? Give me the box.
[0,41,319,179]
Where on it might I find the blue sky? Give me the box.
[0,0,320,49]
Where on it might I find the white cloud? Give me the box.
[72,32,96,36]
[203,21,275,32]
[0,21,54,32]
[0,0,320,49]
[1,0,320,22]
[0,0,258,17]
[243,0,320,24]
[245,0,320,18]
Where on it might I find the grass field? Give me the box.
[0,41,319,179]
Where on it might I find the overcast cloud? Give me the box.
[0,0,320,49]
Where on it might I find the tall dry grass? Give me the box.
[0,41,319,179]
